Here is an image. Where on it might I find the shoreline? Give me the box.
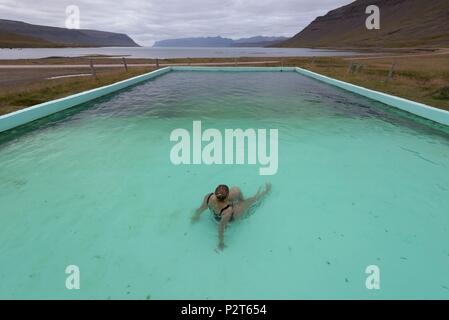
[1,47,445,65]
[0,46,385,61]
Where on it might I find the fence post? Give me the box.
[122,57,128,72]
[348,63,361,74]
[156,58,160,68]
[347,63,354,74]
[89,59,97,78]
[388,62,396,80]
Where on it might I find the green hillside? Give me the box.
[0,31,62,48]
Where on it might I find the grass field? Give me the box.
[0,67,155,115]
[286,53,449,111]
[0,52,448,116]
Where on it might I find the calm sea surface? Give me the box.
[0,46,366,60]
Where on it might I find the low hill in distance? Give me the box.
[153,36,288,47]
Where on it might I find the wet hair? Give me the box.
[214,185,229,201]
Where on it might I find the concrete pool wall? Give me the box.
[1,66,449,133]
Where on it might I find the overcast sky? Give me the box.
[0,0,354,45]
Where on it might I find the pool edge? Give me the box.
[171,66,297,72]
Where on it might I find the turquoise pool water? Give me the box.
[1,71,449,299]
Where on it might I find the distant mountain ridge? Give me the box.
[0,19,139,48]
[153,36,288,47]
[232,36,289,47]
[276,0,449,48]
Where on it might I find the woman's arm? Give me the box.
[191,193,211,223]
[218,209,232,250]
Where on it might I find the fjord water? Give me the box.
[1,72,449,299]
[0,46,364,60]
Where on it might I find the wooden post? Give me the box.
[348,63,360,74]
[156,58,160,68]
[122,57,128,72]
[89,59,97,78]
[347,63,354,74]
[388,62,396,80]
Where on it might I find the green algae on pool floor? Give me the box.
[0,71,449,299]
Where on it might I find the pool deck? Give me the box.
[1,66,449,133]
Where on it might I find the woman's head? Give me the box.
[215,185,229,201]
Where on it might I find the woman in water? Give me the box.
[192,183,271,250]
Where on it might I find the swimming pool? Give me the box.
[0,71,449,299]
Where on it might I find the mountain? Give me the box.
[276,0,449,48]
[153,36,233,47]
[153,36,288,47]
[231,36,288,47]
[0,19,140,48]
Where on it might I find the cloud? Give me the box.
[1,0,354,45]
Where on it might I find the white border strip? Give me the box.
[171,66,296,72]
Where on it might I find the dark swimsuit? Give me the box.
[207,193,235,222]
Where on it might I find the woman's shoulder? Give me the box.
[206,192,215,203]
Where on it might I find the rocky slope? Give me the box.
[277,0,449,48]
